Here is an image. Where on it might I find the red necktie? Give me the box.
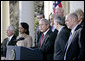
[40,34,44,47]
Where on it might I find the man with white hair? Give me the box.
[1,25,17,60]
[64,13,84,60]
[55,7,64,17]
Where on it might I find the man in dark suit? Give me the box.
[74,9,84,30]
[49,13,58,35]
[53,15,70,60]
[34,13,44,47]
[36,18,56,60]
[1,25,17,60]
[64,13,85,60]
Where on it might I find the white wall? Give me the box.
[70,1,84,13]
[1,1,10,43]
[44,1,84,20]
[44,1,53,20]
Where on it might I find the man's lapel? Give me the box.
[67,31,78,51]
[40,29,52,48]
[41,34,49,48]
[7,35,15,45]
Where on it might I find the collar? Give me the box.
[19,33,27,38]
[8,35,14,41]
[58,26,64,33]
[43,29,49,36]
[71,24,79,34]
[51,26,56,32]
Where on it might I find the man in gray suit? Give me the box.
[64,13,84,60]
[53,14,70,60]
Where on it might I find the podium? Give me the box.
[6,46,43,60]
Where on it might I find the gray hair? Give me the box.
[68,13,78,20]
[40,18,50,25]
[8,25,15,32]
[74,9,84,19]
[54,14,65,25]
[55,7,64,13]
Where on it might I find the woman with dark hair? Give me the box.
[16,22,33,48]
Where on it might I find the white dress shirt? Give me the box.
[8,35,14,42]
[43,29,49,36]
[58,26,64,35]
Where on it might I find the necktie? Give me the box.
[40,34,44,47]
[64,32,72,60]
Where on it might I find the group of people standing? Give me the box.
[34,7,84,60]
[1,7,84,60]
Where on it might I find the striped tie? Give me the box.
[40,34,44,47]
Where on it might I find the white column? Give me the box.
[61,1,70,16]
[44,1,49,20]
[49,1,54,14]
[1,1,10,43]
[44,1,53,20]
[19,1,34,46]
[70,1,84,13]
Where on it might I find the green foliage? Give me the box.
[15,29,19,37]
[14,22,19,37]
[34,1,44,31]
[34,17,39,31]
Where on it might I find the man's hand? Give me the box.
[1,57,6,60]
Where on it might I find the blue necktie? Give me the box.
[64,32,72,60]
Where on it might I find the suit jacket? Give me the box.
[16,34,33,48]
[50,26,58,37]
[1,35,16,57]
[75,21,84,31]
[65,25,85,60]
[54,26,70,60]
[34,25,42,47]
[37,29,57,60]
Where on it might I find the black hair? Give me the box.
[37,12,45,18]
[20,22,29,35]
